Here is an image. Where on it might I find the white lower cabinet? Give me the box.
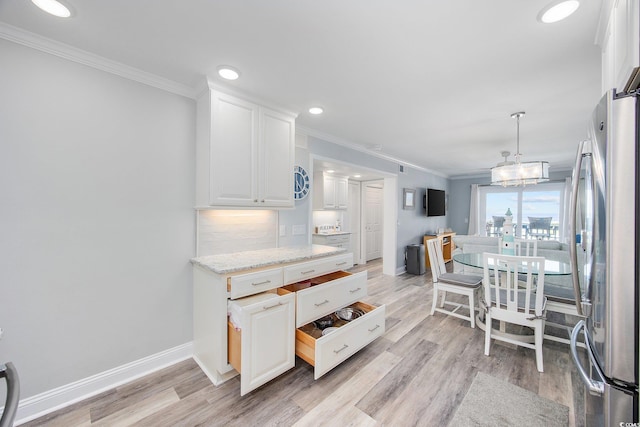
[194,252,384,396]
[312,233,351,249]
[227,289,295,396]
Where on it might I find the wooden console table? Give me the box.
[424,232,456,268]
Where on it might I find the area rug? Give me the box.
[449,372,569,426]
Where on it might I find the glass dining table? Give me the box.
[452,252,579,346]
[452,253,573,276]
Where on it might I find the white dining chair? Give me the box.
[426,239,483,328]
[482,252,547,372]
[514,238,538,256]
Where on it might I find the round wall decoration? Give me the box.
[294,165,310,200]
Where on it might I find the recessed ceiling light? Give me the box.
[326,170,335,173]
[537,0,580,23]
[31,0,72,17]
[308,107,324,115]
[217,66,240,80]
[353,174,362,178]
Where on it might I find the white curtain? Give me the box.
[467,184,479,235]
[561,176,572,243]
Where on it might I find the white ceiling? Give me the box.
[0,0,604,178]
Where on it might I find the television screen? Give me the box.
[426,188,446,216]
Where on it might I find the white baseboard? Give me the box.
[15,342,193,425]
[395,266,407,275]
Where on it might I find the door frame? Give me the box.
[309,155,397,276]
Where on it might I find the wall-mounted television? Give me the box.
[424,188,446,216]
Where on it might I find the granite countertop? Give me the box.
[312,231,352,236]
[190,244,347,274]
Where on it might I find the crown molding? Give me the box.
[296,125,449,179]
[0,22,197,99]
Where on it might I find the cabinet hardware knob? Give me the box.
[263,302,283,310]
[368,324,380,332]
[314,299,329,307]
[333,344,349,354]
[254,199,258,203]
[336,262,347,266]
[301,269,315,275]
[261,200,265,203]
[349,287,362,293]
[251,280,271,286]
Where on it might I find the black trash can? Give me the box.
[406,244,425,275]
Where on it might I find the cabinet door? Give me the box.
[259,108,295,207]
[210,92,258,206]
[335,177,348,209]
[240,292,295,396]
[323,175,337,208]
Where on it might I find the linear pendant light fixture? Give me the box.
[491,112,549,187]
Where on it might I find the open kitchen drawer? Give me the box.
[282,269,368,327]
[295,301,385,379]
[283,253,353,285]
[227,289,295,396]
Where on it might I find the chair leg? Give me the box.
[484,312,492,356]
[430,284,438,315]
[469,291,476,329]
[535,322,544,373]
[439,291,446,308]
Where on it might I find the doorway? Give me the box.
[363,181,384,262]
[311,156,397,275]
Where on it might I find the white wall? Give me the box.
[0,39,195,403]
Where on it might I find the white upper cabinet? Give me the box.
[313,172,348,210]
[600,0,639,93]
[196,86,296,208]
[259,109,296,206]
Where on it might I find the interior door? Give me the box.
[364,182,383,261]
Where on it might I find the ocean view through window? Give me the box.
[478,182,565,239]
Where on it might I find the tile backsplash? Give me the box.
[196,210,277,256]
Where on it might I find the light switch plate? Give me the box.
[279,225,286,236]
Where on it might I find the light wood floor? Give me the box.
[23,259,584,427]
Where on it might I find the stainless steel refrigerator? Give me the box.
[569,89,639,426]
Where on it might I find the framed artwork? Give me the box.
[403,188,416,210]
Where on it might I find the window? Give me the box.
[478,182,566,239]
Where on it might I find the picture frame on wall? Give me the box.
[403,188,415,210]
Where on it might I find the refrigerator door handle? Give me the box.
[570,320,604,396]
[0,362,20,427]
[570,140,589,316]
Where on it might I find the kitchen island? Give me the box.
[191,244,384,395]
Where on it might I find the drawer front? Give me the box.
[314,304,385,379]
[295,270,367,327]
[325,234,349,244]
[228,268,284,299]
[283,253,353,285]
